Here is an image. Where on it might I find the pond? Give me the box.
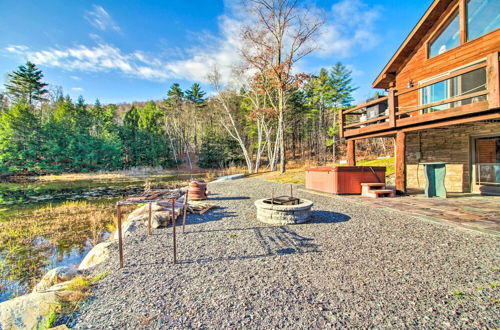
[0,171,207,302]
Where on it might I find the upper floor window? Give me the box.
[467,0,500,41]
[429,10,460,58]
[420,65,487,113]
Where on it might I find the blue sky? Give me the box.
[0,0,432,104]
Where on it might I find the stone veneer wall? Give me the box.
[405,121,500,193]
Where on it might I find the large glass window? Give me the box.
[467,0,500,41]
[421,80,450,112]
[420,67,486,113]
[429,10,460,57]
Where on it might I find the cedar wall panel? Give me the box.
[394,0,500,109]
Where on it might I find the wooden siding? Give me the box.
[394,4,500,107]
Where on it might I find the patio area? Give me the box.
[74,178,499,328]
[341,192,500,235]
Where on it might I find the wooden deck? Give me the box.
[340,52,500,140]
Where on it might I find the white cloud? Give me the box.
[84,5,120,32]
[2,10,246,84]
[316,0,380,57]
[71,87,84,92]
[3,0,379,84]
[4,45,28,55]
[69,75,81,80]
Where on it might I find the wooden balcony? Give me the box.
[340,52,500,139]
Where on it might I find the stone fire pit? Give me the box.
[254,198,313,225]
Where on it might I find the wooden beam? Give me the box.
[395,131,406,194]
[344,122,391,138]
[459,0,467,44]
[347,110,500,140]
[487,52,500,109]
[350,130,398,140]
[397,101,489,127]
[402,110,500,132]
[388,89,397,127]
[347,139,356,166]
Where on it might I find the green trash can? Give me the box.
[420,162,447,198]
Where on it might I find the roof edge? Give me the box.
[372,0,446,89]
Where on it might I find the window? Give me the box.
[475,137,500,185]
[421,80,450,112]
[467,0,500,41]
[429,10,460,58]
[420,66,486,113]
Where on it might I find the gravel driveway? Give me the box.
[74,178,499,328]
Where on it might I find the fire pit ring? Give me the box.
[254,198,313,225]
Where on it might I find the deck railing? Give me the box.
[340,52,499,138]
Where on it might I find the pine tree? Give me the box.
[166,83,184,105]
[185,83,206,104]
[4,62,48,106]
[329,62,356,108]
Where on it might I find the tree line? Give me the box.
[0,0,392,176]
[0,59,358,175]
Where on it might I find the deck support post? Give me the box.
[486,52,500,109]
[388,89,398,127]
[347,139,356,166]
[395,131,406,194]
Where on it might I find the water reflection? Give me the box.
[0,172,205,302]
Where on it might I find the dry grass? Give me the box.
[37,168,172,182]
[252,168,306,184]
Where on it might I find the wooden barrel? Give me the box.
[188,180,208,200]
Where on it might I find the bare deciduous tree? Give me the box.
[208,67,254,173]
[242,0,323,173]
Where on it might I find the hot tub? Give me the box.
[305,166,386,194]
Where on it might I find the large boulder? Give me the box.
[0,291,60,330]
[127,203,164,220]
[33,266,80,293]
[78,241,113,270]
[112,218,140,240]
[125,202,184,230]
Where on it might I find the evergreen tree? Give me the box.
[0,102,41,173]
[0,93,8,113]
[166,83,184,107]
[4,62,48,106]
[185,83,206,104]
[329,62,356,108]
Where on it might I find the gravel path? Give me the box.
[74,178,499,328]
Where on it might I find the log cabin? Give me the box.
[340,0,500,195]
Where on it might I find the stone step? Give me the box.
[363,189,395,198]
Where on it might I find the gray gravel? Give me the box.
[74,178,499,329]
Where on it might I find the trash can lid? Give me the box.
[419,162,447,165]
